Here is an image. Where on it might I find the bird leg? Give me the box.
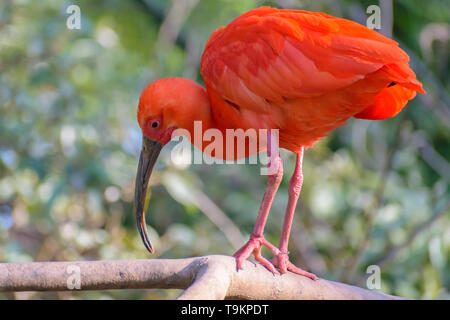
[233,131,284,273]
[270,148,318,280]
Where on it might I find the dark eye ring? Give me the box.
[151,121,159,128]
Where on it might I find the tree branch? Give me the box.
[0,255,406,299]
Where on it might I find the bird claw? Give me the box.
[270,254,318,280]
[233,234,318,280]
[233,234,279,273]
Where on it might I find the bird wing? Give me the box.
[200,7,424,116]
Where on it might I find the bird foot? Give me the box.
[232,233,280,273]
[270,254,318,280]
[232,233,318,280]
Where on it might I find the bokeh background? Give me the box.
[0,0,448,300]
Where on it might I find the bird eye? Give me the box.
[151,121,159,128]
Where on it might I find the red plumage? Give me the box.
[200,7,425,151]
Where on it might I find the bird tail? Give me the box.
[354,63,425,120]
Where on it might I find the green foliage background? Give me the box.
[0,0,448,299]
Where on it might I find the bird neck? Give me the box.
[171,81,217,151]
[169,78,250,159]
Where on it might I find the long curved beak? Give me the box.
[134,136,162,253]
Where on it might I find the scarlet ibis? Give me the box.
[134,7,425,279]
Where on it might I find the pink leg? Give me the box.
[233,131,284,273]
[271,148,318,280]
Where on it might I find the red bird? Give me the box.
[134,7,425,279]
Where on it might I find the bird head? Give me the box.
[134,77,211,253]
